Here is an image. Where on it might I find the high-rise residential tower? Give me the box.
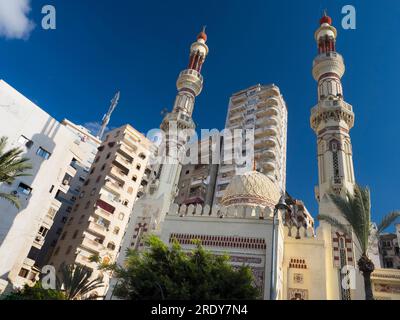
[49,125,155,297]
[214,84,287,205]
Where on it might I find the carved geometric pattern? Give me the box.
[288,288,308,300]
[293,273,304,284]
[230,256,262,264]
[374,284,400,294]
[169,233,266,250]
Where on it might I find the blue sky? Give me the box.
[0,0,399,228]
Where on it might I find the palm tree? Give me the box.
[318,184,400,300]
[58,264,104,300]
[0,136,32,208]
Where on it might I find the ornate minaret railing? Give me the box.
[310,13,355,203]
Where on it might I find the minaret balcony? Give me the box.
[177,69,203,96]
[312,52,345,80]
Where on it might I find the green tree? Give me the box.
[106,235,260,300]
[0,136,32,208]
[1,282,66,300]
[318,184,400,300]
[58,263,104,300]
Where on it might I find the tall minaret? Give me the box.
[311,13,355,207]
[311,13,359,300]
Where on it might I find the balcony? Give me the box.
[104,178,124,194]
[81,236,105,253]
[95,198,116,215]
[110,166,128,180]
[263,161,276,172]
[87,221,108,236]
[120,138,138,154]
[254,126,278,138]
[254,137,277,149]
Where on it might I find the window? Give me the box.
[113,227,120,235]
[90,167,95,174]
[94,156,100,163]
[118,213,125,220]
[38,226,48,237]
[17,182,32,195]
[61,232,67,240]
[98,146,105,152]
[108,142,116,148]
[139,153,146,160]
[54,246,60,256]
[96,175,102,183]
[79,176,85,182]
[71,196,77,202]
[132,175,137,182]
[49,185,54,193]
[90,188,96,196]
[106,152,111,159]
[66,246,72,255]
[84,179,90,186]
[122,200,129,206]
[107,242,116,250]
[136,164,141,170]
[72,230,79,239]
[385,259,394,268]
[61,216,68,223]
[79,191,85,199]
[84,201,91,209]
[18,268,30,278]
[36,147,51,159]
[101,164,106,171]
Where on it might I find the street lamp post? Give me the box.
[269,195,290,300]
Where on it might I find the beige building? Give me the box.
[214,84,287,205]
[175,138,219,207]
[35,120,101,268]
[49,125,155,297]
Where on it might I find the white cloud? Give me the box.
[0,0,35,39]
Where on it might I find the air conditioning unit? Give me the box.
[35,235,44,243]
[12,190,18,195]
[63,180,70,186]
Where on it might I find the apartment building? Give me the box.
[379,225,400,269]
[35,120,101,268]
[175,138,219,207]
[213,84,288,204]
[48,125,155,297]
[0,80,85,293]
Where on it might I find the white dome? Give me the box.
[221,171,281,208]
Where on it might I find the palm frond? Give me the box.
[377,211,400,234]
[317,214,351,235]
[0,192,20,209]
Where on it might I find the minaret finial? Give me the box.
[323,9,328,16]
[202,25,207,33]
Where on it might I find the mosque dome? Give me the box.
[221,171,281,208]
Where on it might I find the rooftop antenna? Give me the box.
[98,91,120,140]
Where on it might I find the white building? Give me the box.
[0,80,86,292]
[213,84,287,205]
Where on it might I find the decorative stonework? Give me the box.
[288,288,308,300]
[289,258,307,269]
[332,231,354,267]
[374,283,400,294]
[293,273,304,284]
[169,233,267,250]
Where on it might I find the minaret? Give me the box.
[311,13,358,300]
[311,13,355,206]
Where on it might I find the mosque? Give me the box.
[107,14,400,300]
